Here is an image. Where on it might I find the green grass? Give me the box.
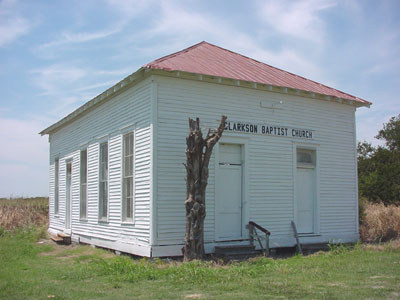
[1,229,399,299]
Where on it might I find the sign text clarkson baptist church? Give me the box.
[225,121,314,139]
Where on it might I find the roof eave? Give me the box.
[146,67,372,108]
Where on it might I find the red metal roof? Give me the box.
[144,41,370,105]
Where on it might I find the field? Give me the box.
[0,198,400,299]
[0,197,48,231]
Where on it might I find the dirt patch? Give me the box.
[326,282,347,287]
[39,239,75,256]
[185,294,203,299]
[369,275,393,279]
[39,239,114,260]
[371,286,385,289]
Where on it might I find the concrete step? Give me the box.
[215,245,257,256]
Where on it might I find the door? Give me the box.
[65,161,72,230]
[216,144,243,240]
[296,149,316,234]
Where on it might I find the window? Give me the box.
[297,149,315,168]
[80,149,87,219]
[54,158,59,214]
[122,132,134,222]
[99,142,108,221]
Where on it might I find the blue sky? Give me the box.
[0,0,399,197]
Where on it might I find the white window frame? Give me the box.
[80,149,88,220]
[54,157,59,215]
[98,141,109,222]
[122,130,135,223]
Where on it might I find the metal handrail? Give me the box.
[248,221,270,256]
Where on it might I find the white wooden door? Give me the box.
[296,167,315,234]
[65,161,72,230]
[216,144,243,240]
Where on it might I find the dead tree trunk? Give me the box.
[183,115,227,261]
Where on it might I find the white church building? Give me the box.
[40,41,371,257]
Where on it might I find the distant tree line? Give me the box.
[358,114,400,205]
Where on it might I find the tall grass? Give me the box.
[0,197,48,232]
[360,202,400,242]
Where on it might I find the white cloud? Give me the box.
[105,0,154,18]
[257,0,336,43]
[38,27,123,50]
[132,1,326,83]
[150,1,212,36]
[48,95,88,116]
[0,117,49,197]
[30,64,129,95]
[31,64,87,80]
[73,80,117,93]
[39,0,157,56]
[29,64,96,118]
[94,68,131,76]
[34,0,146,58]
[0,0,32,47]
[29,0,333,119]
[29,63,131,119]
[34,0,158,57]
[30,64,88,96]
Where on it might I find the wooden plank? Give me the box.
[51,235,63,242]
[57,232,70,238]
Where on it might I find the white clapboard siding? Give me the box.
[48,78,152,246]
[155,76,357,246]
